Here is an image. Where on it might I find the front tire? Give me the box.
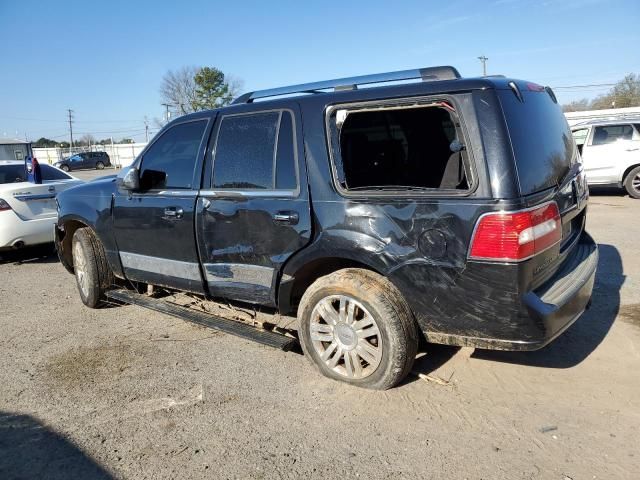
[298,269,419,390]
[72,228,113,308]
[61,165,70,172]
[623,166,640,199]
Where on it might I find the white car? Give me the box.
[0,161,83,249]
[571,119,640,198]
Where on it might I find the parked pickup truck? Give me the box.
[55,66,598,390]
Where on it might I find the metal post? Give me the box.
[67,109,74,147]
[161,103,171,124]
[111,136,117,168]
[478,56,488,76]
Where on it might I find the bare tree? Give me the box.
[160,66,200,117]
[226,74,244,100]
[562,98,590,113]
[590,73,640,109]
[78,134,96,146]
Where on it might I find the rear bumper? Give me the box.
[423,232,598,351]
[518,232,598,350]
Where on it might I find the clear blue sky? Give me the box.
[1,0,638,142]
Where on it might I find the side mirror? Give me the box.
[121,167,140,191]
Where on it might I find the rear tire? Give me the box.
[95,161,105,170]
[72,228,113,308]
[298,269,419,390]
[623,166,640,199]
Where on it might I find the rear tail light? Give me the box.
[0,198,12,211]
[469,202,561,262]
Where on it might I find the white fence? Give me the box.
[33,142,148,168]
[565,106,640,126]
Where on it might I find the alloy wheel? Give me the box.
[73,240,89,297]
[309,294,383,379]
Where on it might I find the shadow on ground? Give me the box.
[471,243,624,368]
[588,186,628,197]
[0,244,58,265]
[0,411,113,479]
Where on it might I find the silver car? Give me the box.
[571,118,640,198]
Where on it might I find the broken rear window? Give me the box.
[328,102,470,192]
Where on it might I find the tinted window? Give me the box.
[592,124,633,145]
[139,120,207,190]
[41,164,73,181]
[498,90,574,195]
[275,111,297,190]
[0,165,26,184]
[213,112,279,189]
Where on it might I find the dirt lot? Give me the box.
[1,181,639,479]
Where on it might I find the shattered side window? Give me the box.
[213,112,279,189]
[332,104,469,191]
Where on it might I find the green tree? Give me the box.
[33,137,59,147]
[194,67,234,110]
[590,73,640,109]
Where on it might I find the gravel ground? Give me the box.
[1,187,639,480]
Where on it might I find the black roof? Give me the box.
[170,66,537,123]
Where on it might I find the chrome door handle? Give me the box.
[272,211,299,225]
[163,207,184,219]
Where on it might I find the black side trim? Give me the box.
[106,289,298,351]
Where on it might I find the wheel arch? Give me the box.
[56,215,95,273]
[622,163,640,183]
[277,253,386,315]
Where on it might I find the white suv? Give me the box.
[571,119,640,199]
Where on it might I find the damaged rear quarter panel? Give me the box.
[302,198,532,340]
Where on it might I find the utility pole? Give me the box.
[478,56,488,76]
[144,116,149,142]
[161,103,171,124]
[67,109,74,147]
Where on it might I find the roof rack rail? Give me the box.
[232,66,461,104]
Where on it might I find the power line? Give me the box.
[551,82,617,90]
[0,115,146,124]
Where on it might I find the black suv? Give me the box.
[55,66,597,390]
[55,151,111,171]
